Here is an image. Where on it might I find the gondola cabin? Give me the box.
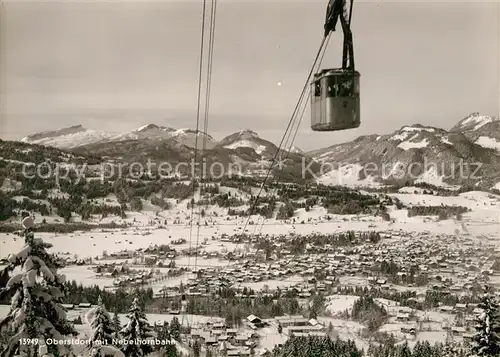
[310,68,360,131]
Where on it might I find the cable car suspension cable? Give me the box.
[190,0,217,328]
[286,33,331,152]
[185,0,210,329]
[245,34,331,253]
[203,0,217,148]
[226,34,332,266]
[188,0,208,270]
[283,32,331,153]
[195,0,218,273]
[184,0,218,329]
[249,33,331,249]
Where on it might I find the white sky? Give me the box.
[0,0,499,150]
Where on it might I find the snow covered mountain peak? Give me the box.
[236,129,259,139]
[451,112,499,133]
[12,111,500,190]
[289,145,304,154]
[399,124,437,133]
[448,113,500,152]
[217,129,280,156]
[387,124,445,148]
[21,124,86,142]
[136,124,174,133]
[308,113,500,190]
[174,128,206,136]
[20,123,218,151]
[20,125,114,149]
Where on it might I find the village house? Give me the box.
[293,332,327,338]
[451,326,467,336]
[246,315,265,329]
[396,313,410,322]
[400,323,417,335]
[226,349,251,356]
[275,315,309,328]
[233,335,249,346]
[77,303,91,309]
[439,305,455,314]
[144,255,158,265]
[283,325,324,336]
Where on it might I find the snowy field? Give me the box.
[1,190,498,294]
[0,304,219,355]
[0,299,470,353]
[0,304,223,328]
[325,295,359,316]
[239,275,304,291]
[58,265,195,292]
[1,191,498,261]
[322,295,474,350]
[1,189,498,353]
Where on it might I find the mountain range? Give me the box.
[13,113,500,190]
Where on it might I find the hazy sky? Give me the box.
[0,0,499,150]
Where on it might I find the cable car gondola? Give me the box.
[311,0,360,132]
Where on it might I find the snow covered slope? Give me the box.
[309,115,500,190]
[217,130,278,156]
[450,112,499,134]
[20,125,115,149]
[21,124,216,151]
[16,112,500,190]
[450,113,500,149]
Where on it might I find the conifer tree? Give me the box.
[472,288,500,357]
[112,312,121,337]
[441,342,464,357]
[273,335,362,357]
[161,343,178,357]
[0,216,77,357]
[87,296,119,357]
[192,339,201,357]
[120,297,154,356]
[158,321,170,341]
[170,316,181,341]
[398,342,412,357]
